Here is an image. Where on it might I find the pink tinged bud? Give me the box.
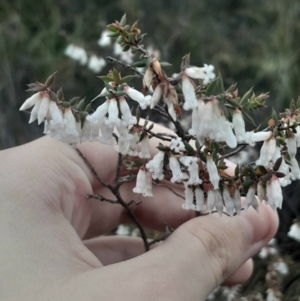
[223,188,234,217]
[290,157,300,180]
[288,222,300,242]
[105,99,120,127]
[133,168,146,194]
[182,183,194,210]
[20,92,41,111]
[286,137,297,158]
[195,188,204,211]
[48,101,63,122]
[206,156,220,189]
[29,100,41,123]
[182,74,197,110]
[86,101,109,124]
[119,97,136,125]
[150,85,162,109]
[169,156,187,183]
[266,176,283,211]
[138,135,151,159]
[232,109,246,142]
[245,187,259,212]
[185,67,205,79]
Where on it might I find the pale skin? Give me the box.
[0,122,278,301]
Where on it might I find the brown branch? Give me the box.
[220,144,248,159]
[75,147,112,189]
[115,152,123,184]
[87,194,118,204]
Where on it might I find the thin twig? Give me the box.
[75,147,111,189]
[220,144,248,159]
[106,56,144,77]
[153,182,185,200]
[115,152,123,184]
[87,194,118,204]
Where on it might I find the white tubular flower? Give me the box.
[86,101,109,124]
[138,135,151,159]
[266,175,283,211]
[245,130,273,146]
[188,107,199,136]
[48,101,63,123]
[257,181,267,202]
[143,67,154,88]
[286,136,297,158]
[20,92,42,111]
[88,55,106,73]
[215,189,224,216]
[194,187,204,211]
[143,171,153,197]
[62,108,80,144]
[220,116,237,148]
[169,156,187,183]
[133,168,147,194]
[185,66,205,79]
[245,186,259,212]
[98,30,111,47]
[207,190,216,214]
[115,139,130,155]
[256,136,277,167]
[119,97,136,125]
[105,98,121,127]
[182,182,194,210]
[144,95,151,107]
[150,84,162,109]
[187,158,202,185]
[99,121,114,145]
[203,64,216,85]
[117,123,132,142]
[232,109,246,142]
[146,151,165,180]
[278,156,291,187]
[166,101,177,121]
[206,156,220,189]
[288,222,300,242]
[182,74,197,110]
[233,189,241,215]
[128,132,140,156]
[123,86,148,110]
[223,188,234,217]
[170,137,185,153]
[199,101,215,139]
[290,157,300,180]
[273,260,289,276]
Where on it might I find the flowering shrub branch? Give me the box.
[20,13,300,254]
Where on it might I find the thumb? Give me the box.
[141,202,278,300]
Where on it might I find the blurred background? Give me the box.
[1,0,300,299]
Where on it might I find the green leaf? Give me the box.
[44,71,57,88]
[113,69,120,84]
[122,45,130,52]
[69,97,80,106]
[136,106,140,123]
[240,87,253,105]
[115,91,126,97]
[120,75,136,84]
[198,152,207,163]
[217,73,224,93]
[104,82,113,92]
[271,107,278,123]
[234,165,239,177]
[157,145,167,151]
[107,32,120,38]
[164,154,169,166]
[205,77,219,96]
[275,172,285,178]
[242,110,256,126]
[133,160,144,167]
[148,123,154,131]
[273,157,282,172]
[62,102,71,108]
[195,139,200,150]
[184,142,195,154]
[85,103,91,112]
[98,76,113,83]
[159,62,172,67]
[226,98,240,109]
[242,179,253,188]
[131,60,148,67]
[77,98,85,110]
[57,87,64,100]
[119,13,127,27]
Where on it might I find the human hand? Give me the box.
[0,123,278,301]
